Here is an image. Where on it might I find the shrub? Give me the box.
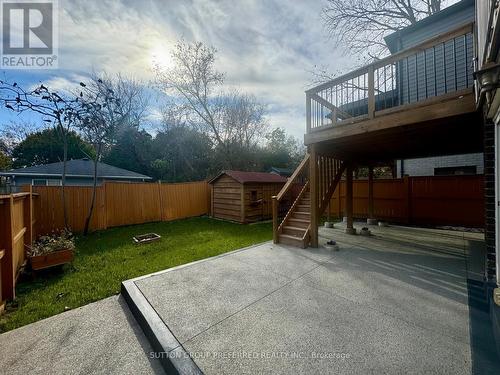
[28,229,75,257]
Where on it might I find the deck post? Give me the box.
[368,66,375,119]
[367,166,376,225]
[306,93,311,133]
[345,164,355,234]
[272,196,278,244]
[23,190,33,253]
[0,196,15,300]
[310,145,319,247]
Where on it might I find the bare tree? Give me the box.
[323,0,453,60]
[76,76,127,235]
[0,121,41,152]
[219,92,268,150]
[154,41,226,150]
[108,74,149,131]
[0,81,81,229]
[154,40,268,168]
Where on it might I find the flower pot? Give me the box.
[30,249,74,271]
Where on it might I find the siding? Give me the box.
[397,33,474,105]
[211,175,242,222]
[398,5,474,51]
[390,1,474,105]
[12,176,145,186]
[243,183,283,223]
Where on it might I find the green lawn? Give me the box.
[0,217,271,333]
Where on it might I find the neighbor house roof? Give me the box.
[209,170,287,184]
[0,158,152,180]
[268,166,294,177]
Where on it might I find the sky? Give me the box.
[0,0,358,141]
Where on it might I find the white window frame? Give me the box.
[32,178,62,186]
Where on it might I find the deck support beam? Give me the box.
[310,145,319,247]
[367,166,376,225]
[345,164,355,234]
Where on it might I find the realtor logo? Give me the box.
[1,0,58,69]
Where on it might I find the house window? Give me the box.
[32,179,62,186]
[434,166,477,176]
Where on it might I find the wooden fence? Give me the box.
[26,181,211,235]
[327,175,484,227]
[0,191,38,303]
[0,175,484,307]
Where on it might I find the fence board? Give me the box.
[25,181,211,235]
[0,193,35,302]
[329,175,484,227]
[30,186,106,234]
[105,182,162,227]
[160,182,210,221]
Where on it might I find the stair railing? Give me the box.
[272,154,310,243]
[316,156,346,218]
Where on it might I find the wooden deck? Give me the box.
[305,89,481,162]
[275,22,483,249]
[305,89,474,144]
[304,23,479,161]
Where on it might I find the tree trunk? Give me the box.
[61,130,69,229]
[83,144,100,235]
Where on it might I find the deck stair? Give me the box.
[272,154,346,248]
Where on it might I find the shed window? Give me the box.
[250,190,257,201]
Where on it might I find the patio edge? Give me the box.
[121,280,203,375]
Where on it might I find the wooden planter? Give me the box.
[30,249,74,271]
[133,233,161,244]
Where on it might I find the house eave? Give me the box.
[0,172,152,180]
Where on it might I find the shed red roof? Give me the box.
[210,170,287,184]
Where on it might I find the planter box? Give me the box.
[30,249,74,271]
[133,233,161,244]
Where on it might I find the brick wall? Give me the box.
[397,153,484,177]
[484,118,496,282]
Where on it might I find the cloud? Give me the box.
[1,0,354,140]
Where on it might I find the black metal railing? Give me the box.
[306,23,474,132]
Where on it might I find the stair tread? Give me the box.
[288,217,309,223]
[283,225,307,232]
[279,233,304,240]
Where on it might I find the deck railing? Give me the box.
[306,23,474,133]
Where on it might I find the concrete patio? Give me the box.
[123,223,496,374]
[1,223,498,374]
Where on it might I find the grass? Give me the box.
[0,217,272,333]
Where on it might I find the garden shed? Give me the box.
[209,170,287,223]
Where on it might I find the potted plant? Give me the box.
[28,229,75,271]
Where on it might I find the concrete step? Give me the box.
[279,234,306,248]
[282,225,307,236]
